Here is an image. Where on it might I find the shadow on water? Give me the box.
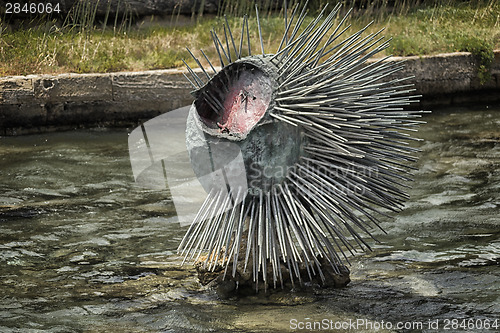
[0,104,499,332]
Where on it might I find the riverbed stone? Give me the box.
[195,252,351,298]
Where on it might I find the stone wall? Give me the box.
[385,51,500,108]
[1,51,499,135]
[0,69,192,134]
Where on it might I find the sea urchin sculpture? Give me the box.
[177,3,424,291]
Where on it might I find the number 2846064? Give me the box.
[5,2,61,14]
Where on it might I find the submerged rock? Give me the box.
[195,253,351,298]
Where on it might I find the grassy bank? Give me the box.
[1,0,499,77]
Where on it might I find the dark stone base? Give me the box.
[195,256,351,299]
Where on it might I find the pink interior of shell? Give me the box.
[196,64,273,137]
[217,70,272,135]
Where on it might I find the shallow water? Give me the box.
[0,105,499,332]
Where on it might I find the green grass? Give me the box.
[0,0,499,77]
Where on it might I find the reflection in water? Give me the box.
[0,105,499,332]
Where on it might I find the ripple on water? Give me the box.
[0,108,499,332]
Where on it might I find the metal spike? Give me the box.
[186,47,210,81]
[277,0,299,51]
[211,30,225,67]
[283,0,288,46]
[255,4,265,55]
[223,23,232,63]
[182,73,198,89]
[245,15,251,56]
[181,59,204,87]
[238,16,245,58]
[213,30,231,64]
[200,49,217,74]
[225,15,239,59]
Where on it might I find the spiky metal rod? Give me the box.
[178,2,425,290]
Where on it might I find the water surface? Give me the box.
[0,105,499,332]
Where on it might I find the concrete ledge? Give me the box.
[0,68,193,135]
[111,70,190,102]
[388,51,499,92]
[33,74,113,103]
[1,51,499,135]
